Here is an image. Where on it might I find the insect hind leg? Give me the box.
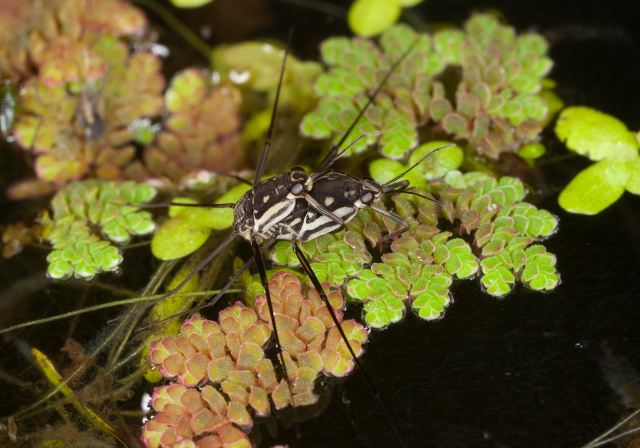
[250,237,302,439]
[291,239,407,448]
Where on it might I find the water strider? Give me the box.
[116,32,453,446]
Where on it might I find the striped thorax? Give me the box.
[233,168,310,241]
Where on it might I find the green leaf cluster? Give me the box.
[301,14,560,161]
[435,176,559,297]
[347,229,477,328]
[300,24,446,160]
[555,106,640,214]
[42,180,157,280]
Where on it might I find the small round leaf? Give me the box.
[348,0,402,37]
[555,106,639,161]
[558,160,631,215]
[152,217,211,260]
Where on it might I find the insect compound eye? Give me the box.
[290,166,309,183]
[291,182,304,196]
[361,191,374,204]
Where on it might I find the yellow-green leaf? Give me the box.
[206,183,251,230]
[555,106,639,161]
[625,157,640,195]
[559,160,631,214]
[170,0,214,7]
[31,348,122,444]
[151,216,211,260]
[348,0,402,37]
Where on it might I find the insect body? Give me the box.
[234,132,384,244]
[233,168,309,241]
[125,33,449,448]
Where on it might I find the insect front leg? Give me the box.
[370,204,411,241]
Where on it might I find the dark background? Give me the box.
[1,1,639,447]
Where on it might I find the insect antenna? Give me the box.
[314,38,420,173]
[376,143,457,216]
[367,143,455,240]
[389,187,445,207]
[381,143,456,191]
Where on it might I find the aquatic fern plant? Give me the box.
[142,274,368,448]
[41,179,156,280]
[301,14,558,161]
[9,1,164,191]
[128,69,244,184]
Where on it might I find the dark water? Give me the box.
[2,1,640,447]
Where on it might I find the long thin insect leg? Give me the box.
[314,39,421,173]
[139,237,277,330]
[108,230,239,322]
[291,240,406,448]
[250,237,301,439]
[133,202,235,209]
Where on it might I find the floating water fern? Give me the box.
[301,13,561,161]
[12,21,164,188]
[143,274,368,448]
[41,179,156,280]
[132,68,244,184]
